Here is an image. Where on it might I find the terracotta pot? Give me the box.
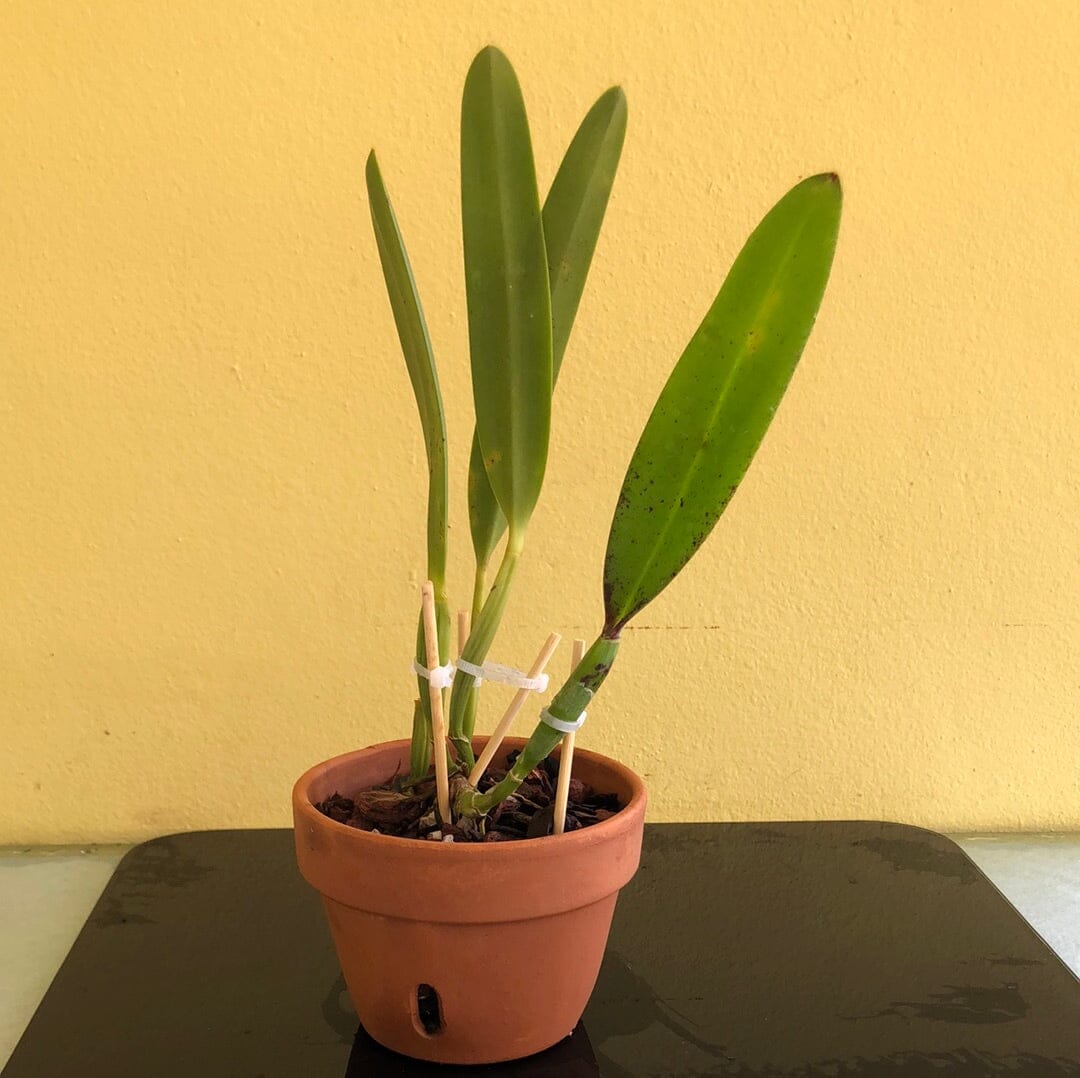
[293,736,646,1064]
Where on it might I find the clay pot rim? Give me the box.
[293,736,646,854]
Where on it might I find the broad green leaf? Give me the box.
[467,84,626,562]
[462,46,551,533]
[603,173,842,631]
[365,150,449,591]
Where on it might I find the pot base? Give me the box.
[324,893,618,1063]
[293,737,646,1064]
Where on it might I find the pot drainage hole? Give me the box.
[416,984,442,1035]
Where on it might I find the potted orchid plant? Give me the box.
[293,45,841,1065]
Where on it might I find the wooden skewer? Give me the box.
[553,638,586,836]
[468,632,562,786]
[421,581,452,825]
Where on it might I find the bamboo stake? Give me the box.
[421,581,452,825]
[553,638,586,835]
[468,632,561,786]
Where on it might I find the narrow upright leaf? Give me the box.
[365,151,449,590]
[467,84,626,560]
[604,173,843,631]
[366,150,450,776]
[545,85,627,379]
[462,46,552,533]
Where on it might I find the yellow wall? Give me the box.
[2,1,1078,844]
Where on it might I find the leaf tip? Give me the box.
[812,171,842,198]
[603,84,628,107]
[793,172,843,217]
[586,85,627,134]
[471,43,511,75]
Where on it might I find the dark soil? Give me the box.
[314,751,622,843]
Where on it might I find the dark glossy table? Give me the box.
[5,823,1080,1076]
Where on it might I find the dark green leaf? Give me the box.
[604,173,843,631]
[462,46,551,533]
[467,83,626,561]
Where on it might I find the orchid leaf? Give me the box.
[365,151,449,593]
[467,83,627,563]
[603,173,843,631]
[462,46,551,534]
[468,429,505,574]
[365,150,450,777]
[546,85,627,378]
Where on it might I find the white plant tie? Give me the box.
[455,658,550,694]
[411,659,455,690]
[540,706,587,734]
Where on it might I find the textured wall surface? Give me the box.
[2,1,1078,842]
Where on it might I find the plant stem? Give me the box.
[471,563,487,629]
[456,632,620,816]
[447,533,525,767]
[457,562,489,748]
[408,696,429,779]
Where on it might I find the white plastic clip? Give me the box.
[411,659,455,690]
[454,657,485,684]
[540,707,587,734]
[456,658,549,694]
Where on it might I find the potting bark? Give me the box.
[315,751,620,842]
